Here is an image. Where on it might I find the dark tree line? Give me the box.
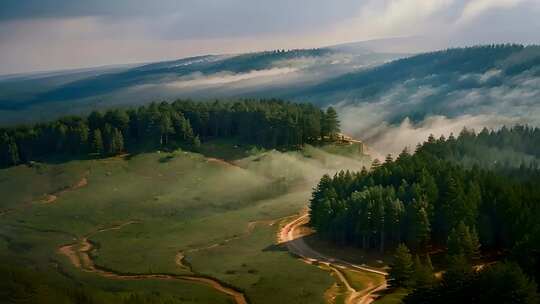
[402,259,538,304]
[420,126,540,168]
[0,99,340,167]
[309,126,540,288]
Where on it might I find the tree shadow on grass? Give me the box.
[262,243,289,252]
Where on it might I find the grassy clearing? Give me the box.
[187,208,333,304]
[341,268,385,292]
[0,161,88,210]
[373,288,409,304]
[321,265,348,304]
[0,144,370,303]
[0,227,232,304]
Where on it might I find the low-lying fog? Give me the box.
[333,69,540,158]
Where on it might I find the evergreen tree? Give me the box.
[407,199,431,250]
[371,158,381,170]
[105,109,129,134]
[389,244,415,288]
[1,133,20,166]
[447,222,481,261]
[322,106,340,140]
[88,111,104,131]
[108,128,124,155]
[397,147,411,161]
[158,114,174,146]
[191,135,201,148]
[475,262,539,304]
[91,129,104,155]
[425,254,434,271]
[413,255,435,289]
[8,141,20,166]
[469,227,481,261]
[442,254,473,289]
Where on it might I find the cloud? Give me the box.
[0,0,365,38]
[313,0,454,50]
[457,0,526,24]
[332,67,540,157]
[1,0,540,74]
[363,115,522,158]
[164,68,299,88]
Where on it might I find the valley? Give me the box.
[3,2,540,303]
[1,138,388,304]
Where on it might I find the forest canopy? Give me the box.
[0,99,341,168]
[309,126,540,290]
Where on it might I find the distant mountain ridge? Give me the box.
[0,44,402,125]
[2,42,540,131]
[304,44,540,123]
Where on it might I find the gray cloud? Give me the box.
[0,0,364,39]
[1,0,540,74]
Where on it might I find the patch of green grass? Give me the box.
[0,145,371,303]
[187,223,333,304]
[334,294,346,304]
[341,269,385,292]
[197,138,253,160]
[0,161,88,209]
[304,235,391,269]
[0,228,231,304]
[373,288,409,304]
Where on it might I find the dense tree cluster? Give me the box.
[403,261,539,303]
[418,126,540,168]
[388,244,435,290]
[309,127,540,287]
[0,99,340,167]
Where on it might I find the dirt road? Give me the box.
[58,221,248,304]
[278,213,388,304]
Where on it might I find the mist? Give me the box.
[333,69,540,158]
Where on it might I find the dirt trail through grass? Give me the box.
[1,170,90,216]
[58,221,248,304]
[44,171,89,204]
[279,213,388,304]
[176,217,284,263]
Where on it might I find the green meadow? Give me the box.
[0,142,370,304]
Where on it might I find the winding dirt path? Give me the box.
[1,170,90,216]
[278,213,388,304]
[44,171,89,204]
[58,221,248,304]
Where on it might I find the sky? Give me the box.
[1,0,540,75]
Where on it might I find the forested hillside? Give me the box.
[307,44,530,97]
[0,99,341,167]
[420,126,540,168]
[302,45,540,145]
[309,126,540,301]
[302,44,540,109]
[23,49,334,106]
[4,44,540,135]
[0,46,401,125]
